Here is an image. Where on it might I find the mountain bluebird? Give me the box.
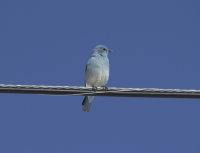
[82,45,113,112]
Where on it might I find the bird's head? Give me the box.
[92,45,114,57]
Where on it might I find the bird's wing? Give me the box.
[84,65,87,87]
[85,57,92,87]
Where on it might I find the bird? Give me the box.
[82,45,113,112]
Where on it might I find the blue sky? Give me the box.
[0,0,200,152]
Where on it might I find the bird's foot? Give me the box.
[102,86,108,92]
[92,86,97,92]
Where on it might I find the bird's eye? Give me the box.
[103,48,106,51]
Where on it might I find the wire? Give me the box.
[0,84,200,99]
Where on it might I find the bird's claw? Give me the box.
[102,86,108,92]
[92,86,97,92]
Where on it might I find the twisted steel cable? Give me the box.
[0,84,199,99]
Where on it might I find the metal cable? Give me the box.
[0,84,199,99]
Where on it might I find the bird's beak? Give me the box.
[108,50,114,53]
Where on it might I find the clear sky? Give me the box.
[0,0,200,152]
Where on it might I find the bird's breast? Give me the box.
[85,57,109,87]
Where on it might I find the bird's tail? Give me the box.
[82,96,94,112]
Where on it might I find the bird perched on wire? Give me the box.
[82,45,113,112]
